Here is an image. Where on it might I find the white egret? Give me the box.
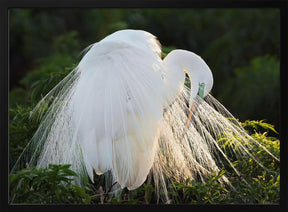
[13,29,279,203]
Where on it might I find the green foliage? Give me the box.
[23,59,75,104]
[218,55,280,130]
[88,180,155,204]
[174,170,230,204]
[19,34,79,104]
[228,121,279,203]
[52,31,81,56]
[242,119,278,136]
[161,46,176,59]
[9,105,39,168]
[9,32,79,169]
[10,164,91,204]
[9,88,29,108]
[172,120,280,204]
[230,171,280,204]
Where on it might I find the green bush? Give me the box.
[10,164,91,204]
[174,170,230,204]
[169,119,280,205]
[9,105,39,169]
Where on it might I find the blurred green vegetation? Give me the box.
[9,8,280,204]
[9,8,280,130]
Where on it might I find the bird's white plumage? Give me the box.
[13,29,278,203]
[31,30,168,189]
[74,31,165,189]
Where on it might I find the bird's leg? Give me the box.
[183,82,205,135]
[98,186,105,204]
[144,171,152,203]
[185,106,194,129]
[183,105,195,135]
[128,190,133,200]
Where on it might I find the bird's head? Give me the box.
[163,49,213,106]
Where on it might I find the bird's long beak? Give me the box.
[184,83,205,131]
[198,83,205,99]
[185,105,195,129]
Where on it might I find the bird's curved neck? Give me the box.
[162,49,213,107]
[164,49,213,101]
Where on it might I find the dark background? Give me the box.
[9,8,280,130]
